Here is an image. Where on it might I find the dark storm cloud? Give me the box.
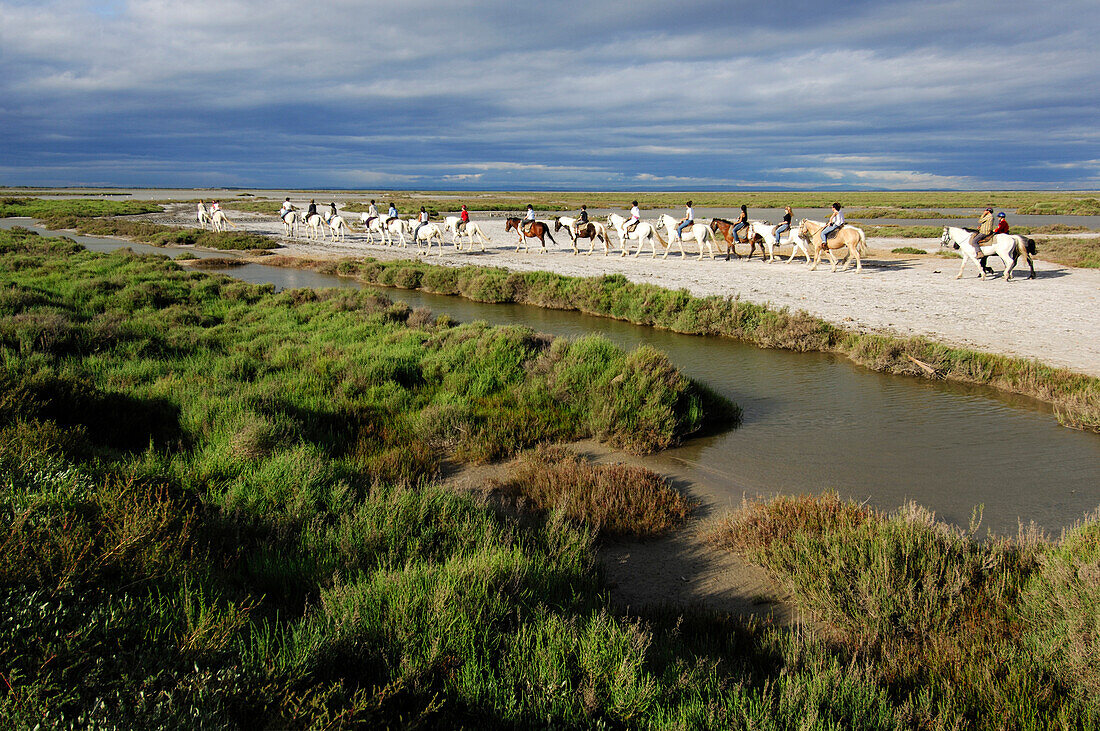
[1,0,1097,188]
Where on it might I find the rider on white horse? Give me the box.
[623,201,641,239]
[364,199,379,228]
[386,202,398,226]
[774,205,793,244]
[677,201,695,239]
[413,207,430,244]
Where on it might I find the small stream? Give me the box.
[5,219,1098,534]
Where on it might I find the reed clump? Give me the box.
[711,494,1100,725]
[492,446,694,539]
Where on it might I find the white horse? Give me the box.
[303,212,328,241]
[328,215,353,242]
[940,227,1036,281]
[281,210,299,237]
[753,222,812,263]
[411,222,446,253]
[554,217,615,255]
[197,204,212,230]
[211,209,236,233]
[655,214,718,259]
[385,218,411,247]
[444,216,490,250]
[607,214,668,258]
[358,214,391,245]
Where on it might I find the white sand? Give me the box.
[155,206,1100,377]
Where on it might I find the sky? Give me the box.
[1,0,1099,191]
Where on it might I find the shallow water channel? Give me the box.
[7,219,1099,534]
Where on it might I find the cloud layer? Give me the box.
[2,0,1098,189]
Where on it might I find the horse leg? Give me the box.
[1004,255,1017,281]
[828,246,839,272]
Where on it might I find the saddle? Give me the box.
[456,220,467,232]
[364,215,378,227]
[523,221,537,235]
[625,221,639,235]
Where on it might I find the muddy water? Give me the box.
[5,218,1098,534]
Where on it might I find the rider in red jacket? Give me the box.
[993,212,1009,234]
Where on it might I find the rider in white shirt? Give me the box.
[820,203,844,245]
[280,198,293,219]
[413,206,430,242]
[523,205,536,232]
[625,201,641,235]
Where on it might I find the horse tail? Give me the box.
[856,227,867,254]
[544,227,556,244]
[654,228,667,248]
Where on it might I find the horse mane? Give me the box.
[712,217,732,225]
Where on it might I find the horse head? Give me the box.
[553,219,563,231]
[940,227,957,249]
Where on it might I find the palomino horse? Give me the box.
[211,209,236,233]
[197,204,212,230]
[328,215,353,242]
[708,219,772,260]
[505,218,556,253]
[444,216,490,250]
[281,210,299,237]
[554,217,613,256]
[940,227,1036,281]
[303,213,328,241]
[607,214,667,258]
[798,219,867,272]
[411,222,446,253]
[655,214,720,259]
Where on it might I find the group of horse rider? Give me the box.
[280,198,341,223]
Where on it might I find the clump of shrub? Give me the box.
[492,446,694,538]
[891,246,926,255]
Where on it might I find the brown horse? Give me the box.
[506,217,556,253]
[798,219,867,272]
[708,218,770,260]
[554,217,611,255]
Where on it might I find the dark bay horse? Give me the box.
[506,217,556,252]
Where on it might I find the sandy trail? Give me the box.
[155,205,1100,378]
[443,441,796,623]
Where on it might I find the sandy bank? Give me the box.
[151,206,1100,378]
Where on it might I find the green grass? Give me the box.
[890,246,927,255]
[0,197,163,219]
[710,494,1100,727]
[36,214,274,251]
[846,208,967,220]
[266,255,1100,433]
[1032,236,1100,268]
[1,225,1097,728]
